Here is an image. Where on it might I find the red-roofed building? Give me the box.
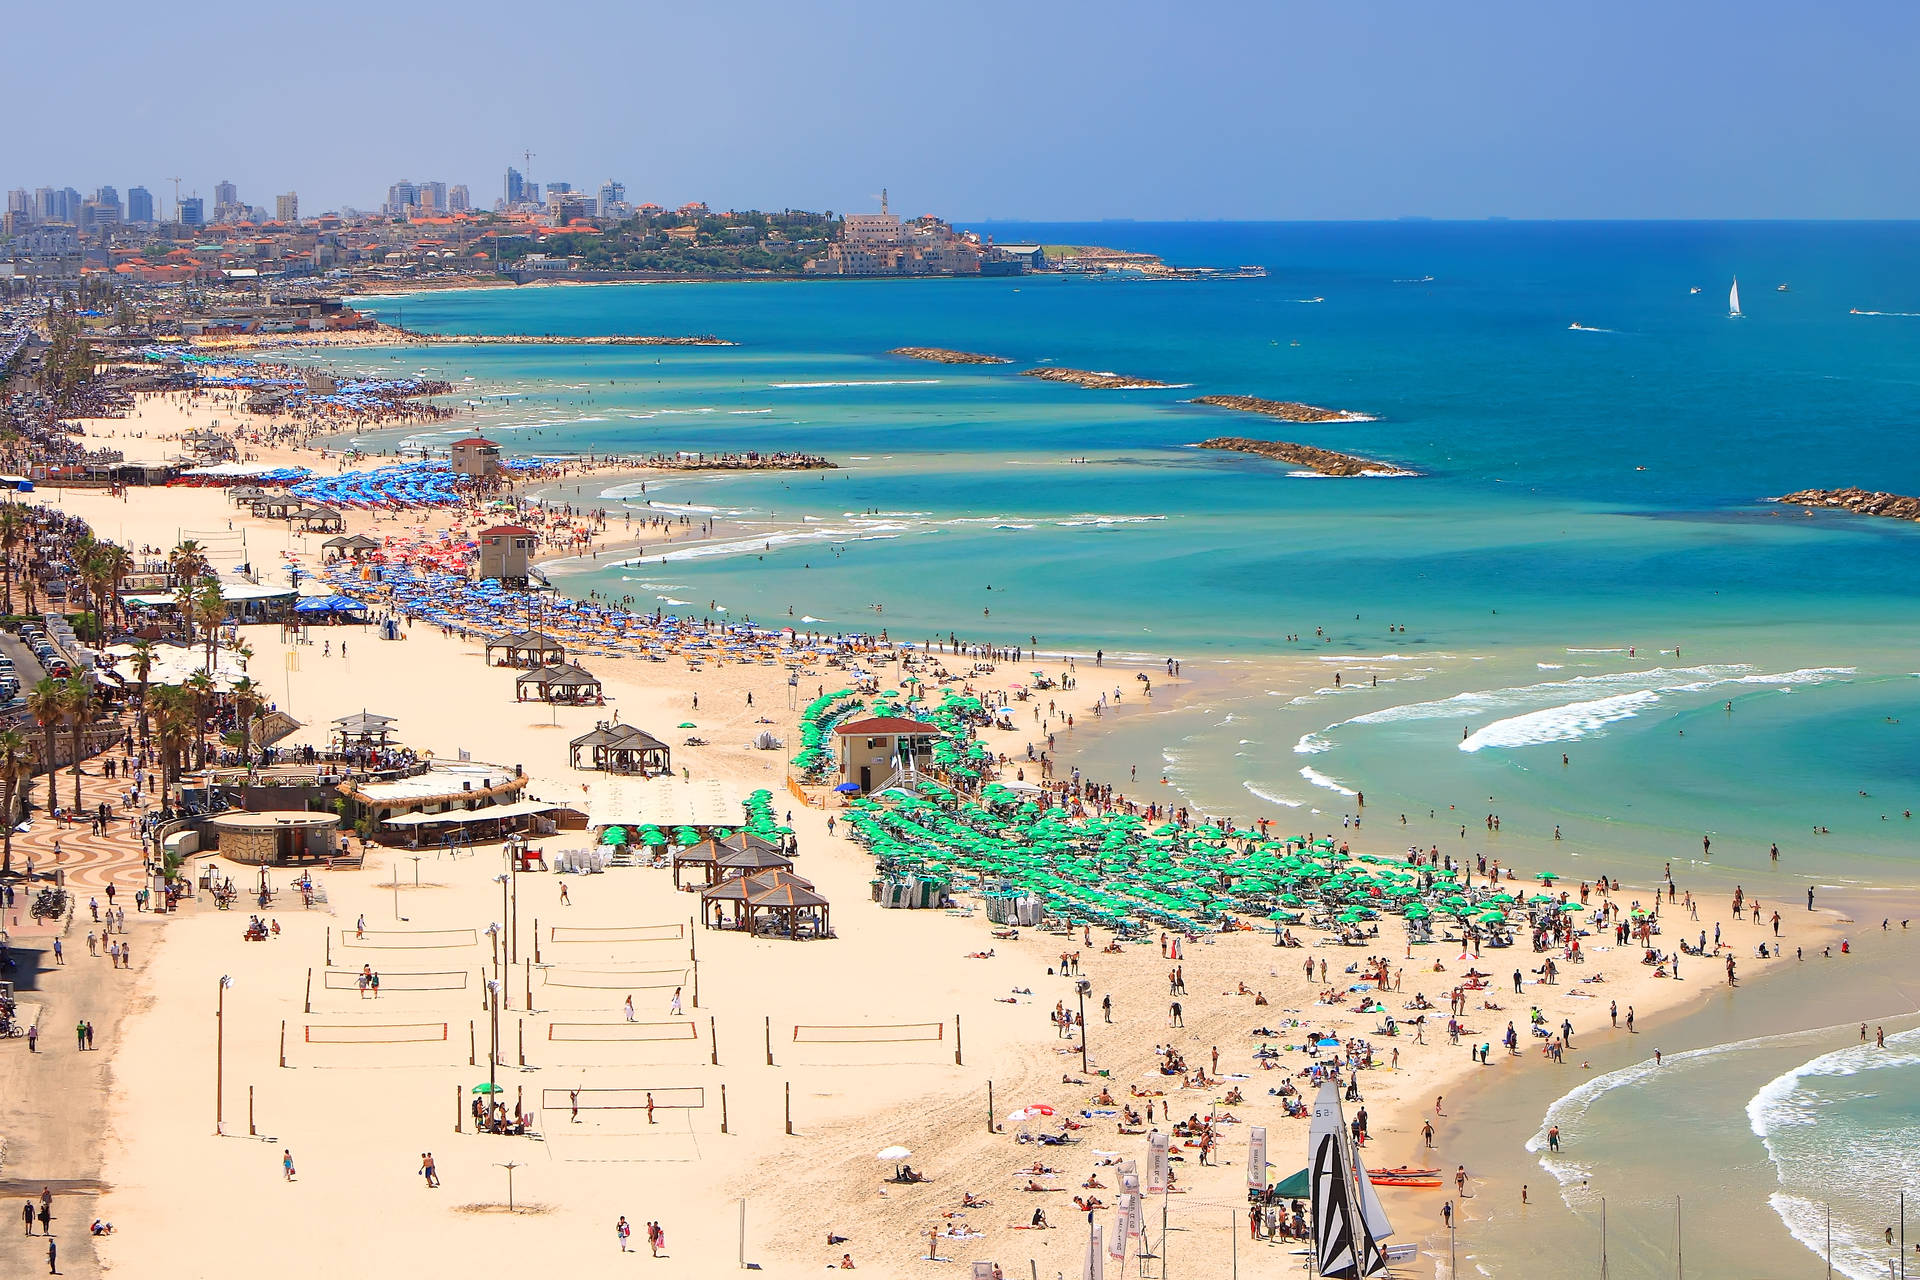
[449,436,501,481]
[832,716,941,793]
[477,524,538,587]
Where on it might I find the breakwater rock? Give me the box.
[1193,436,1414,478]
[1773,487,1920,522]
[888,347,1010,365]
[1022,367,1171,390]
[1188,393,1369,423]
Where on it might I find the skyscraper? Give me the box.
[127,186,154,223]
[214,179,237,209]
[503,167,525,206]
[385,180,419,215]
[5,189,29,220]
[418,181,447,213]
[597,179,626,217]
[276,192,299,224]
[32,187,54,222]
[94,186,121,219]
[448,184,471,212]
[179,196,205,227]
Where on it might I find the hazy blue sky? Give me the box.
[11,0,1917,220]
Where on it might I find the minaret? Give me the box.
[881,188,888,215]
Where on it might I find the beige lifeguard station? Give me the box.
[834,715,941,794]
[477,524,538,587]
[449,436,502,482]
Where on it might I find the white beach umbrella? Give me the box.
[876,1146,912,1161]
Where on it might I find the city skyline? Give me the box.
[5,0,1919,221]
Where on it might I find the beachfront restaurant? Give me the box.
[833,715,941,794]
[336,761,552,843]
[122,580,297,625]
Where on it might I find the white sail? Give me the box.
[1310,1082,1389,1279]
[1352,1139,1396,1242]
[1730,276,1742,317]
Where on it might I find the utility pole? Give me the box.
[215,974,232,1133]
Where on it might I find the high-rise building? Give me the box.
[596,179,626,217]
[418,181,447,213]
[5,189,29,220]
[448,184,470,212]
[94,186,121,219]
[179,196,205,227]
[32,187,54,222]
[547,181,572,196]
[127,186,154,223]
[503,167,524,206]
[386,180,419,215]
[525,182,540,207]
[276,192,299,224]
[213,179,237,209]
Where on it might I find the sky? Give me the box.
[8,0,1919,221]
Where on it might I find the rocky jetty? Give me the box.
[888,347,1011,365]
[1188,393,1367,423]
[1193,436,1414,478]
[1023,367,1171,390]
[1773,488,1920,522]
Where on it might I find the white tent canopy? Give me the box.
[380,800,563,828]
[588,776,741,830]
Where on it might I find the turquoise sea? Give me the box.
[343,221,1920,1272]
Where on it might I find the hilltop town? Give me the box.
[2,174,1192,300]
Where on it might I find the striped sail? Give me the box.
[1310,1082,1389,1278]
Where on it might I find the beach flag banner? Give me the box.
[1126,1189,1144,1242]
[1082,1224,1105,1280]
[1248,1125,1269,1190]
[1108,1199,1130,1264]
[971,1265,996,1280]
[1146,1132,1170,1194]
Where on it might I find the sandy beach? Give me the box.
[0,389,1856,1280]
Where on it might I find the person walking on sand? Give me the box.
[283,1149,296,1181]
[559,881,570,907]
[420,1153,439,1188]
[646,1092,656,1125]
[47,1236,55,1275]
[22,1201,33,1235]
[669,986,683,1017]
[624,995,636,1022]
[1423,1119,1435,1149]
[650,1220,665,1257]
[570,1089,580,1123]
[618,1215,632,1252]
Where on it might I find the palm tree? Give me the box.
[229,676,264,766]
[149,686,192,789]
[126,639,156,752]
[61,676,95,813]
[0,503,22,617]
[182,670,215,770]
[25,677,65,814]
[168,539,207,586]
[192,580,226,674]
[0,729,31,874]
[100,542,133,634]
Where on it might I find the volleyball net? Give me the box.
[304,1021,449,1044]
[548,1020,700,1043]
[541,966,689,991]
[340,928,478,949]
[541,1086,706,1112]
[548,923,685,944]
[322,969,469,991]
[792,1022,945,1044]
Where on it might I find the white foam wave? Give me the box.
[768,379,941,389]
[1298,766,1357,797]
[1294,732,1333,755]
[1460,690,1662,753]
[1537,663,1563,670]
[1243,781,1304,808]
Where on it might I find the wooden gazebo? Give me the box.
[672,839,726,889]
[516,663,603,705]
[701,869,829,939]
[488,630,568,669]
[323,532,382,559]
[332,710,398,753]
[717,844,795,877]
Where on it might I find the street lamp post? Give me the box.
[494,874,510,965]
[486,978,501,1091]
[1077,982,1088,1074]
[215,974,232,1134]
[410,855,423,887]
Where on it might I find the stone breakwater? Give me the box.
[1192,436,1415,478]
[1188,393,1368,423]
[1773,487,1920,521]
[195,324,735,351]
[1022,367,1171,390]
[888,347,1011,365]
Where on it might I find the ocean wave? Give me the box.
[1294,732,1333,754]
[1298,766,1358,797]
[1460,690,1662,752]
[1537,663,1564,670]
[1054,515,1169,527]
[1243,781,1304,808]
[767,379,942,388]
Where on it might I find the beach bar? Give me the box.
[833,715,941,794]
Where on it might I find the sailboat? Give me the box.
[1729,277,1743,317]
[1310,1082,1415,1274]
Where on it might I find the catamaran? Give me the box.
[1729,277,1743,317]
[1309,1082,1417,1275]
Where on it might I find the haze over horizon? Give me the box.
[11,0,1919,222]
